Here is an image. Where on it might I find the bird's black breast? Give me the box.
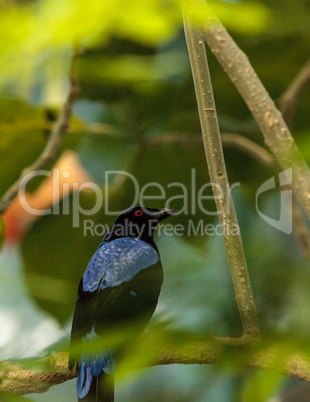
[69,236,164,371]
[93,260,163,333]
[69,259,163,369]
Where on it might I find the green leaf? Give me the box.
[0,99,47,196]
[183,0,271,34]
[0,0,274,96]
[0,391,31,401]
[242,370,284,402]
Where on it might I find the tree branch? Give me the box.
[11,117,274,172]
[278,58,310,127]
[221,133,275,168]
[2,336,310,396]
[276,58,310,260]
[67,121,275,166]
[0,77,79,215]
[190,0,310,222]
[71,105,310,259]
[183,5,260,337]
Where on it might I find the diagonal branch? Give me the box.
[190,0,310,222]
[183,6,260,337]
[276,58,310,259]
[0,77,79,215]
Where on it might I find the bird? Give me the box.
[69,206,177,401]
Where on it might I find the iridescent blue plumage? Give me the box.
[83,238,159,292]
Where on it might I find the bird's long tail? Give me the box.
[77,371,114,402]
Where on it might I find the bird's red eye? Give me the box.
[134,210,143,216]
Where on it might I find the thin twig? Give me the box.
[71,125,277,169]
[0,78,79,215]
[2,335,310,396]
[183,6,260,337]
[68,120,276,168]
[189,0,310,221]
[278,58,310,127]
[221,133,275,168]
[9,118,273,169]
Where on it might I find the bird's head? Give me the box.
[104,206,178,243]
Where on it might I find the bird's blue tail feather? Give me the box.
[77,350,116,399]
[77,362,92,399]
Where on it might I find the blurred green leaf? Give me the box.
[242,370,284,402]
[0,0,275,98]
[0,391,31,401]
[11,356,54,373]
[0,98,81,196]
[79,52,188,83]
[208,0,272,34]
[261,0,310,37]
[0,99,47,196]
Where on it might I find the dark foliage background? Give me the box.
[0,0,310,400]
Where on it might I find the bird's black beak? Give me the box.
[151,208,178,221]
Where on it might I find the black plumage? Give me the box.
[69,206,177,401]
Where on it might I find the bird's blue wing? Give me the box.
[82,238,159,292]
[70,236,160,398]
